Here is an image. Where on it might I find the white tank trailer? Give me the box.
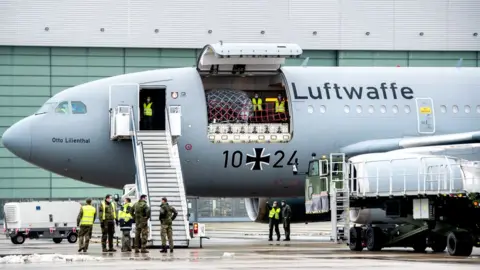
[342,152,480,257]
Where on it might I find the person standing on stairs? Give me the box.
[281,200,292,241]
[142,96,154,130]
[159,197,178,253]
[99,194,118,252]
[266,201,281,241]
[130,194,151,253]
[76,198,96,253]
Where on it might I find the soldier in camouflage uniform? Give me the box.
[130,194,150,253]
[159,197,178,253]
[99,194,118,252]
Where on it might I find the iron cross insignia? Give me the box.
[246,148,270,171]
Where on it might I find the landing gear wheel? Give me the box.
[412,237,427,253]
[447,231,473,256]
[430,235,447,253]
[349,227,363,251]
[14,234,25,245]
[67,233,78,243]
[53,238,63,244]
[366,227,383,251]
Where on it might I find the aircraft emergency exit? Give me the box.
[2,42,480,224]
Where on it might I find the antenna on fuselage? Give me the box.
[301,57,310,67]
[456,58,463,68]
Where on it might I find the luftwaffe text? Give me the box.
[52,137,91,144]
[291,82,414,100]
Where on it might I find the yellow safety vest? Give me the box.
[143,102,153,116]
[80,205,96,225]
[269,208,281,219]
[252,98,263,111]
[275,100,285,113]
[101,201,116,220]
[118,203,132,222]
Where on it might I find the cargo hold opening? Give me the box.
[196,42,302,144]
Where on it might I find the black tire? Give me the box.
[430,235,447,253]
[366,227,383,251]
[10,237,18,244]
[67,233,78,244]
[349,227,363,251]
[412,237,427,253]
[14,234,25,245]
[447,231,473,256]
[53,238,63,244]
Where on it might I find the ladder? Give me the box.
[329,153,350,243]
[117,106,190,248]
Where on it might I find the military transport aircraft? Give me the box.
[2,42,480,223]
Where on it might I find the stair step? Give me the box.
[144,153,171,158]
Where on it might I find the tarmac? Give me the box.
[1,221,480,269]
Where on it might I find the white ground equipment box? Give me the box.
[3,201,81,245]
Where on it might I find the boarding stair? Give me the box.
[110,105,190,248]
[329,153,350,243]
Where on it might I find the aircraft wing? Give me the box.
[340,131,480,157]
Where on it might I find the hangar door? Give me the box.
[109,84,140,128]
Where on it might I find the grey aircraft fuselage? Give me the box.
[2,66,480,198]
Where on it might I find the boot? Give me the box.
[170,249,174,253]
[108,248,117,252]
[135,249,140,253]
[102,248,108,252]
[268,238,273,241]
[140,249,149,253]
[78,248,83,253]
[160,246,168,253]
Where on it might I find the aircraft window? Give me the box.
[307,105,314,114]
[368,105,374,114]
[404,105,411,114]
[477,105,480,113]
[452,105,458,113]
[55,101,70,114]
[392,105,398,114]
[356,105,362,113]
[344,105,350,113]
[308,161,319,177]
[35,102,58,115]
[71,101,87,114]
[319,105,326,113]
[380,105,386,113]
[465,105,471,113]
[440,105,447,113]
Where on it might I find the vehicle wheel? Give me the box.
[447,231,473,256]
[67,233,78,244]
[14,234,25,245]
[366,226,383,251]
[412,237,427,253]
[349,227,363,251]
[430,235,447,252]
[53,238,63,244]
[10,237,18,244]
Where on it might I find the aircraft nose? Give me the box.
[1,118,32,161]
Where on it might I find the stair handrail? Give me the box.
[164,107,191,241]
[129,106,148,201]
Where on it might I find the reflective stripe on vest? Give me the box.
[269,208,281,219]
[118,203,132,222]
[275,100,285,113]
[101,201,116,220]
[80,205,96,225]
[252,98,263,111]
[143,102,153,116]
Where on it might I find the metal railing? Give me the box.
[345,155,470,197]
[165,107,191,241]
[128,106,149,201]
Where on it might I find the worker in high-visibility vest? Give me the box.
[76,198,96,253]
[99,194,118,252]
[252,93,263,111]
[142,96,153,130]
[118,198,134,252]
[275,94,286,113]
[266,201,281,241]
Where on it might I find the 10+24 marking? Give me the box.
[223,148,297,171]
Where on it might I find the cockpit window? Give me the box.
[55,101,70,114]
[35,102,58,115]
[71,101,87,114]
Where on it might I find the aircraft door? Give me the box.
[109,84,140,127]
[415,98,435,134]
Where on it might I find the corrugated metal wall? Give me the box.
[1,46,479,200]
